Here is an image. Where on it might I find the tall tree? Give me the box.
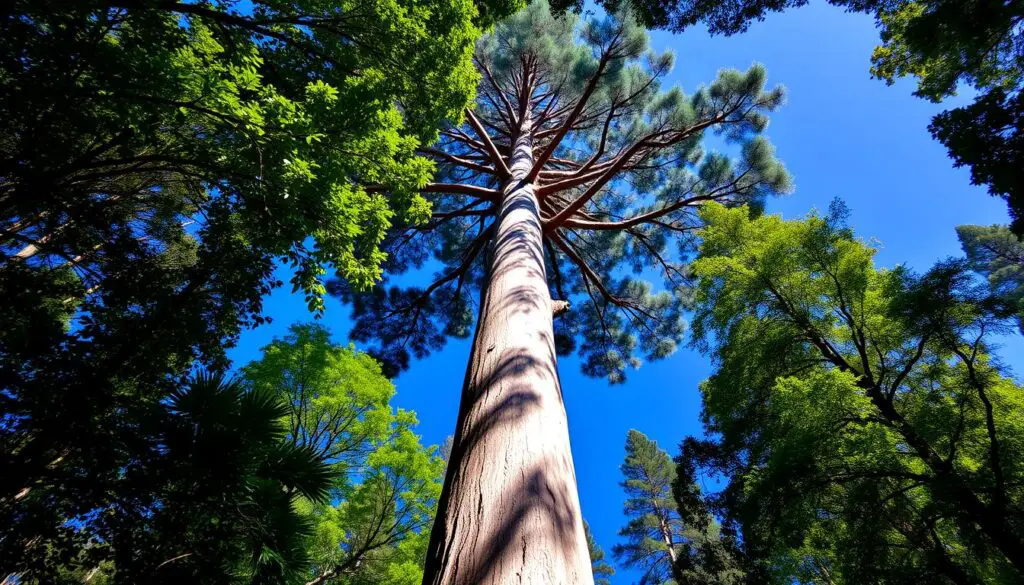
[585,521,616,585]
[614,430,688,585]
[957,224,1024,333]
[240,323,444,585]
[614,430,745,585]
[687,202,1024,584]
[549,0,1024,234]
[0,0,518,575]
[335,3,790,582]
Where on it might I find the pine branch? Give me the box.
[475,56,518,126]
[525,52,611,183]
[419,148,497,176]
[464,108,511,178]
[421,183,499,201]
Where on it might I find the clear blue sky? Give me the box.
[228,2,1022,582]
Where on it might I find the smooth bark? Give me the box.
[421,113,594,585]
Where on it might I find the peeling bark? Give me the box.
[421,113,593,585]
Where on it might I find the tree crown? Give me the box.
[688,202,1024,583]
[338,1,791,382]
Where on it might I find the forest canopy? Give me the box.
[1,1,1021,584]
[684,203,1024,583]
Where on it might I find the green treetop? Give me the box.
[0,0,518,577]
[687,202,1024,584]
[957,224,1024,333]
[614,430,744,585]
[336,0,791,382]
[241,323,444,585]
[554,0,1024,235]
[615,430,687,585]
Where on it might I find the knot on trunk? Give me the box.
[551,299,570,317]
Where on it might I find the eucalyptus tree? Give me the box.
[337,5,790,581]
[687,202,1024,583]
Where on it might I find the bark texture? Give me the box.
[421,115,594,585]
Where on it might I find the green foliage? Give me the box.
[614,430,684,585]
[3,0,490,304]
[0,0,521,579]
[868,0,1024,234]
[242,323,398,466]
[867,0,1022,103]
[931,90,1024,233]
[241,323,444,585]
[688,203,1024,584]
[337,1,789,382]
[24,373,334,585]
[614,430,744,585]
[957,224,1024,333]
[672,447,750,585]
[586,521,616,585]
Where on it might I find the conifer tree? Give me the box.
[613,430,745,585]
[614,430,687,585]
[336,3,789,581]
[567,0,1024,234]
[957,224,1024,333]
[585,521,616,585]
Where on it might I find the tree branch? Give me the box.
[524,53,610,183]
[464,109,511,178]
[421,183,499,201]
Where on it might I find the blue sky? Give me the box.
[228,2,1022,582]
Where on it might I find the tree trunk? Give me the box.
[658,515,683,585]
[862,382,1024,573]
[421,112,594,585]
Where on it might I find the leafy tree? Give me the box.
[930,89,1023,234]
[686,202,1024,584]
[586,521,616,585]
[334,3,789,581]
[3,0,496,299]
[672,446,750,585]
[241,323,444,585]
[957,224,1024,333]
[0,0,520,577]
[120,373,334,585]
[552,0,1024,234]
[614,430,745,585]
[21,372,334,585]
[242,324,400,467]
